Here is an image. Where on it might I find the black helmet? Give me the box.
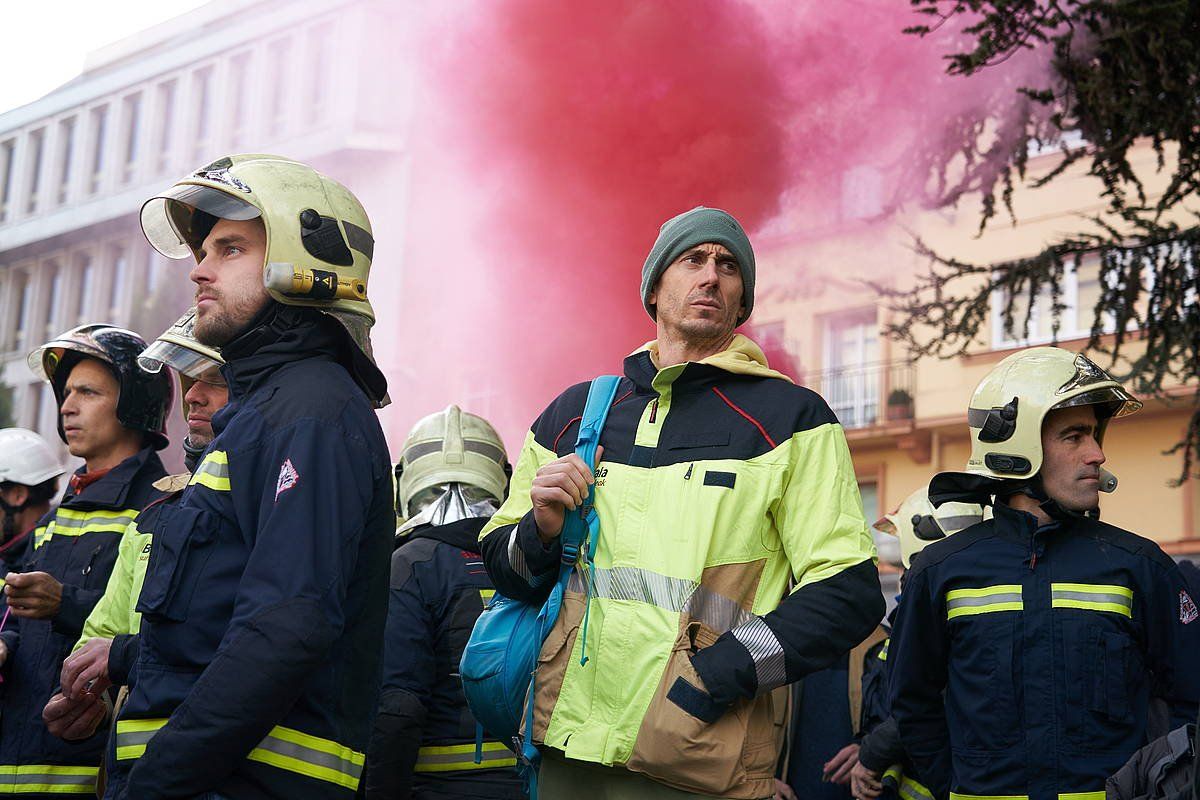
[28,324,173,450]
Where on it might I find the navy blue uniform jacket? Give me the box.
[104,313,394,800]
[888,502,1200,800]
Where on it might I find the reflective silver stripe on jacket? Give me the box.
[731,616,787,693]
[566,565,754,633]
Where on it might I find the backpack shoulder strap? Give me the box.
[560,375,621,554]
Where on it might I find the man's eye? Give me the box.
[227,246,242,256]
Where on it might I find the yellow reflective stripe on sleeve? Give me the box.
[43,508,138,538]
[32,525,51,550]
[246,725,364,790]
[479,588,495,606]
[114,717,168,761]
[899,776,935,800]
[189,450,230,492]
[115,718,364,789]
[945,585,1024,619]
[1058,793,1106,800]
[949,794,1028,800]
[414,741,517,773]
[1051,583,1133,618]
[0,764,99,793]
[878,638,889,661]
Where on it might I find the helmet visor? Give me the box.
[141,184,261,259]
[1052,385,1143,419]
[138,339,222,379]
[27,324,140,382]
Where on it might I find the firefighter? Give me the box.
[364,405,523,800]
[104,155,394,800]
[850,488,982,800]
[888,347,1200,800]
[0,429,65,573]
[42,308,227,742]
[0,324,170,797]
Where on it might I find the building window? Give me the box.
[192,66,214,163]
[822,310,880,429]
[266,38,292,137]
[13,270,32,351]
[989,253,1142,349]
[42,261,63,336]
[841,165,884,221]
[229,52,251,148]
[88,106,108,195]
[0,139,14,222]
[156,79,177,175]
[108,246,128,316]
[56,117,75,206]
[305,26,329,125]
[75,254,95,323]
[145,249,163,295]
[121,93,142,185]
[25,128,45,214]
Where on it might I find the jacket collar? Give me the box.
[992,500,1066,543]
[623,333,790,394]
[61,446,164,510]
[218,304,341,403]
[410,516,488,552]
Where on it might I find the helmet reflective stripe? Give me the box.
[0,428,64,486]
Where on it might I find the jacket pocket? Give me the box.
[948,615,1021,750]
[1062,620,1139,751]
[135,506,218,623]
[624,642,751,796]
[532,595,585,743]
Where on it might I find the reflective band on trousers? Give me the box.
[414,741,517,773]
[115,719,364,790]
[1051,583,1133,618]
[949,793,1103,800]
[566,565,754,633]
[189,450,230,492]
[0,765,98,794]
[945,585,1023,619]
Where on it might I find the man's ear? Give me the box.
[648,287,657,306]
[3,485,30,508]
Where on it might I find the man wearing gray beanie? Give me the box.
[479,206,882,799]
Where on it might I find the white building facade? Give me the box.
[0,0,411,461]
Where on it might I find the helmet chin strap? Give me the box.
[183,436,207,473]
[1012,475,1106,522]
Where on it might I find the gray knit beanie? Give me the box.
[640,206,755,323]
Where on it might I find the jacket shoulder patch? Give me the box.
[1181,590,1197,624]
[275,458,299,501]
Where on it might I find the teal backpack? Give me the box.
[460,375,621,796]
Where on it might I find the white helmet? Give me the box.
[0,428,65,486]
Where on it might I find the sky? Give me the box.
[0,1,208,113]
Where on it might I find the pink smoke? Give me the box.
[376,0,1050,453]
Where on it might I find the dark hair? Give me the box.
[0,476,59,508]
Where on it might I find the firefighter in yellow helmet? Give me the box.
[365,406,523,800]
[848,488,984,800]
[104,156,396,800]
[887,347,1200,800]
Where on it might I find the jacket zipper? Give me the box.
[649,398,658,424]
[684,464,694,480]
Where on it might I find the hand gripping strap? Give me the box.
[520,375,621,799]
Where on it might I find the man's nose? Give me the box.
[1084,437,1106,466]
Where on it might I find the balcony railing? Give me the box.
[806,360,916,430]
